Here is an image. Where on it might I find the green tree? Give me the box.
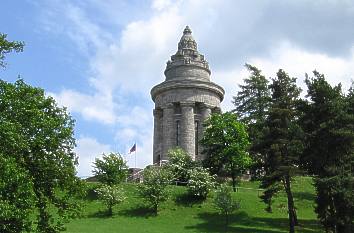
[213,184,240,227]
[201,112,252,192]
[233,64,271,179]
[95,184,126,216]
[0,79,82,233]
[259,69,303,233]
[138,166,172,215]
[93,152,128,186]
[187,167,215,199]
[0,33,24,68]
[0,155,35,233]
[300,72,354,233]
[166,147,195,183]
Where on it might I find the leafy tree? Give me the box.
[138,166,172,215]
[93,152,128,186]
[233,64,271,179]
[213,184,240,227]
[166,147,195,183]
[300,72,354,233]
[95,184,126,216]
[187,167,215,199]
[0,79,82,233]
[259,69,303,233]
[0,155,35,233]
[201,112,252,192]
[0,33,24,68]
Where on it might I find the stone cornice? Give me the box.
[151,79,225,102]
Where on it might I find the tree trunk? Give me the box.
[232,174,236,192]
[284,175,298,233]
[108,205,113,216]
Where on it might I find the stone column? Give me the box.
[162,103,174,161]
[180,102,195,160]
[198,104,212,160]
[153,108,162,164]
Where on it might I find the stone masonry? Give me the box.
[151,26,224,164]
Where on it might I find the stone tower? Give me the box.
[151,26,224,164]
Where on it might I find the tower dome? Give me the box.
[151,26,224,164]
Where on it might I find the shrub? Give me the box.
[138,166,172,215]
[187,167,215,199]
[214,184,240,226]
[95,184,126,216]
[166,147,194,183]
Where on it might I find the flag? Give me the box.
[129,143,136,154]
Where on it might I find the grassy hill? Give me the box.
[65,177,323,233]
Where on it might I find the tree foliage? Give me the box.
[201,112,252,192]
[233,64,271,179]
[0,33,24,68]
[0,155,35,233]
[0,79,82,232]
[138,166,172,215]
[300,72,354,233]
[93,152,128,186]
[213,184,240,227]
[259,69,303,233]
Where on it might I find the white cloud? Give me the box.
[75,136,112,177]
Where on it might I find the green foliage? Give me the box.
[166,147,194,183]
[0,33,24,68]
[95,184,126,216]
[300,72,354,232]
[233,64,271,179]
[187,167,215,199]
[201,112,252,191]
[138,166,172,214]
[93,152,128,186]
[0,155,35,233]
[213,184,240,226]
[259,69,303,233]
[0,79,82,232]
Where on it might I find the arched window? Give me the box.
[195,121,199,155]
[176,120,180,146]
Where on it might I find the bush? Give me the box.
[166,147,194,183]
[138,166,172,215]
[187,167,215,199]
[95,184,126,216]
[214,184,240,226]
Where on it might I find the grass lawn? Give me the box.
[64,177,323,233]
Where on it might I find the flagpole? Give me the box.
[134,142,137,169]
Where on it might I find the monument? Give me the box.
[151,26,224,164]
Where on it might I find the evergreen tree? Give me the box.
[259,69,303,233]
[300,72,354,233]
[233,64,271,179]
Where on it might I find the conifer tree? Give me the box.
[300,72,354,233]
[259,69,303,233]
[233,64,271,179]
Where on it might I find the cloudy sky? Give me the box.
[1,0,354,177]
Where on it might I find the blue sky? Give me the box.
[1,0,354,177]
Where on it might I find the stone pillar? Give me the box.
[162,103,174,160]
[180,102,195,160]
[198,104,212,160]
[153,108,162,164]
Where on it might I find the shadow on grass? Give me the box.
[86,210,112,218]
[185,211,323,233]
[293,191,316,202]
[118,205,156,218]
[174,192,205,207]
